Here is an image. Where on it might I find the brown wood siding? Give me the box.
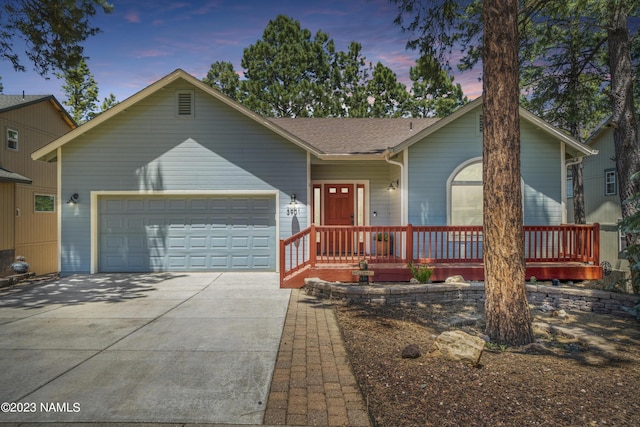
[0,182,15,250]
[14,184,57,274]
[1,100,64,187]
[0,98,73,274]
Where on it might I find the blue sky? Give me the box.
[0,0,482,106]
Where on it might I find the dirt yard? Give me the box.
[334,297,640,427]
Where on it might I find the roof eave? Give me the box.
[32,69,325,162]
[518,109,597,157]
[391,97,483,154]
[315,153,388,161]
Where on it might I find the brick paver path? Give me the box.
[264,289,371,426]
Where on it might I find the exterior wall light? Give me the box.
[67,193,79,205]
[287,193,298,216]
[387,180,399,191]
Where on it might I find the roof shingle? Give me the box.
[269,117,440,155]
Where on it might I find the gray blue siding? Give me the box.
[61,80,307,274]
[408,105,564,226]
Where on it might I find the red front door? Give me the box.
[324,184,355,254]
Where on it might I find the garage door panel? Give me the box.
[253,255,271,268]
[99,196,275,272]
[148,199,166,210]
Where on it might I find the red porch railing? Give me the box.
[279,223,600,286]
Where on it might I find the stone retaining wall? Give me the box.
[304,278,640,319]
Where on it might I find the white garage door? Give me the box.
[99,195,276,272]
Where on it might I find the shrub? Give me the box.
[409,263,433,284]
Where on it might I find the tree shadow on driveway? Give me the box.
[0,273,189,309]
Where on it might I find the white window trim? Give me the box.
[34,193,56,213]
[605,169,617,196]
[447,157,525,226]
[6,127,18,151]
[446,157,483,226]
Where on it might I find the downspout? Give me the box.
[384,150,406,226]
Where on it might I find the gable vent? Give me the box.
[177,91,194,117]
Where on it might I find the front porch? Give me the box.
[279,224,603,288]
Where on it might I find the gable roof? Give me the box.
[391,97,596,158]
[0,94,76,129]
[269,117,438,155]
[31,69,596,162]
[584,116,613,146]
[31,69,323,162]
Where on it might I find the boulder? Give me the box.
[428,330,485,366]
[401,344,421,359]
[444,275,466,284]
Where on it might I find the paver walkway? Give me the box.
[264,289,371,426]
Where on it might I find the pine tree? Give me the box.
[58,59,99,124]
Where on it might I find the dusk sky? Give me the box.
[0,0,483,107]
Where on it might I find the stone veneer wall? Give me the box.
[304,278,640,319]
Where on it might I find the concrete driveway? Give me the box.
[0,272,290,425]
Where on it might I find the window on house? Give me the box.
[605,169,616,196]
[450,161,483,225]
[567,169,573,198]
[34,194,55,212]
[7,128,18,150]
[176,91,194,117]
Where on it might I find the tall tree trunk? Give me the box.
[608,3,640,227]
[572,163,586,224]
[482,0,533,346]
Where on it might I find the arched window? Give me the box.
[448,159,483,225]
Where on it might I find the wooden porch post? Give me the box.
[593,223,600,265]
[310,223,316,268]
[406,223,413,264]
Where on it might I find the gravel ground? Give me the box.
[334,299,640,427]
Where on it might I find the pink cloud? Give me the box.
[134,48,172,58]
[125,11,140,23]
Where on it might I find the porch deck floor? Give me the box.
[281,261,603,288]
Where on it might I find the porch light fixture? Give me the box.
[290,193,297,205]
[67,193,79,205]
[387,180,399,191]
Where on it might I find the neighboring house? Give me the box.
[0,95,76,276]
[568,119,632,276]
[31,69,597,280]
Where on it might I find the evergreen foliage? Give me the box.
[58,59,118,123]
[202,14,467,118]
[58,59,98,124]
[0,0,113,76]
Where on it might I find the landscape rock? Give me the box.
[410,278,420,284]
[553,309,568,318]
[539,304,555,312]
[428,330,485,366]
[444,275,466,284]
[401,344,421,359]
